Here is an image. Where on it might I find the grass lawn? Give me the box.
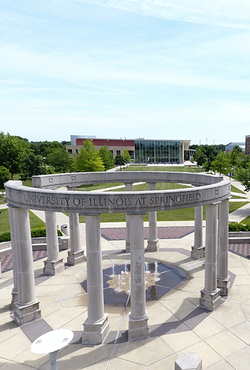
[77,202,247,224]
[231,184,246,194]
[0,196,6,205]
[123,165,203,173]
[77,183,124,191]
[0,210,45,235]
[241,216,250,227]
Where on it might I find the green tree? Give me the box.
[235,165,250,192]
[99,146,114,171]
[20,152,48,180]
[123,149,131,164]
[0,132,30,178]
[193,147,207,167]
[210,151,230,175]
[229,145,243,170]
[75,140,105,172]
[115,154,126,170]
[0,166,11,192]
[46,147,74,173]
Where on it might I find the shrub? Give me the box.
[0,232,11,242]
[0,227,63,242]
[229,222,250,232]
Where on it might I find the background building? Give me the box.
[225,141,245,153]
[245,136,250,155]
[66,135,190,164]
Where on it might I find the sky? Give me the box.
[1,0,250,145]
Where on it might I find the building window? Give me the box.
[116,150,121,155]
[68,149,72,154]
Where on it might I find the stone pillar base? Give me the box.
[128,314,149,341]
[191,246,205,259]
[125,240,130,253]
[43,258,64,275]
[82,314,109,345]
[200,288,221,311]
[147,239,159,252]
[217,276,230,296]
[14,299,41,326]
[11,289,18,310]
[67,250,85,265]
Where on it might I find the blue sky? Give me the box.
[1,0,250,145]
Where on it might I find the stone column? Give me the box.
[125,183,133,252]
[200,203,221,311]
[13,207,41,325]
[147,183,159,252]
[82,214,109,344]
[43,211,64,275]
[191,206,205,259]
[67,212,85,265]
[217,198,230,296]
[8,206,19,307]
[129,213,149,341]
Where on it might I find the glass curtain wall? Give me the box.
[135,140,181,164]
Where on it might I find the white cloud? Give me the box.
[73,0,250,29]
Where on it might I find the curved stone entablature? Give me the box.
[31,171,224,189]
[5,172,231,215]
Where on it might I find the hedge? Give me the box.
[0,227,63,243]
[228,222,250,232]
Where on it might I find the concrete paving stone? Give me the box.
[112,337,173,366]
[161,330,202,352]
[176,340,222,369]
[0,300,12,318]
[226,346,250,370]
[233,274,250,285]
[237,302,250,322]
[12,351,48,370]
[161,297,198,321]
[228,265,249,276]
[40,273,79,285]
[59,294,88,309]
[0,360,38,369]
[226,285,250,303]
[147,353,179,370]
[59,310,88,332]
[205,330,247,358]
[160,288,194,301]
[107,357,146,370]
[192,316,226,340]
[44,306,86,330]
[0,288,13,300]
[43,342,113,370]
[205,359,235,370]
[229,320,250,345]
[0,331,31,361]
[146,301,180,325]
[210,301,246,329]
[0,315,19,344]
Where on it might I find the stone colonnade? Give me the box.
[5,172,231,343]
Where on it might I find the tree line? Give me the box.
[191,144,250,191]
[0,133,131,190]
